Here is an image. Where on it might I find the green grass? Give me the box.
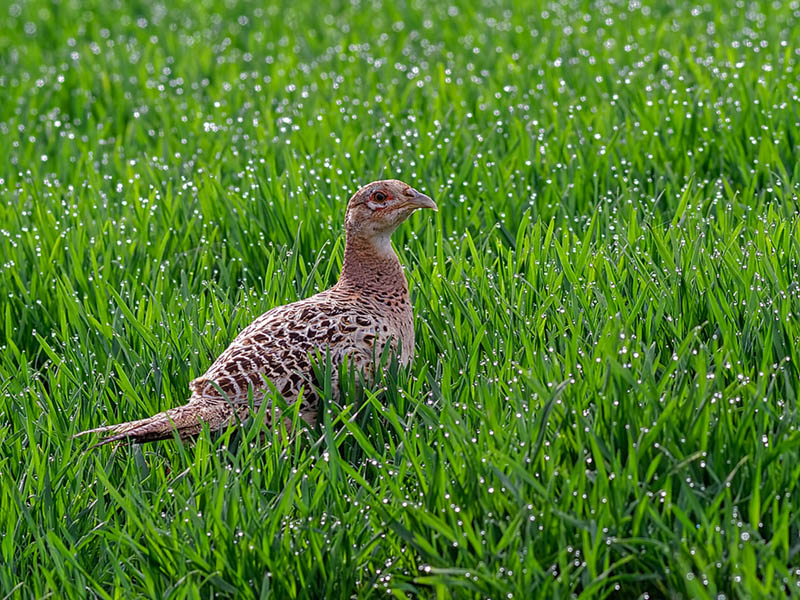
[2,0,800,597]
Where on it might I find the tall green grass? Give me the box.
[2,0,800,597]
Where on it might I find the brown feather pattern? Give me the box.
[75,179,436,447]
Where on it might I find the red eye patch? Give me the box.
[367,191,391,210]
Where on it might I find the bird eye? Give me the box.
[373,191,387,203]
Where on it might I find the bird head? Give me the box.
[344,180,437,243]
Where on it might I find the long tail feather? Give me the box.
[74,400,250,448]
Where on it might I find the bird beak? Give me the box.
[407,190,438,212]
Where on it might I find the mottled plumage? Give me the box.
[76,179,436,447]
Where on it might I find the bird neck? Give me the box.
[337,232,409,295]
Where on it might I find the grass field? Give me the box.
[2,0,800,597]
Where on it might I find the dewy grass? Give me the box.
[1,0,800,597]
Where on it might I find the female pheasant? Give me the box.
[76,180,437,447]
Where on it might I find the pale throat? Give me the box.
[337,228,408,292]
[363,230,394,258]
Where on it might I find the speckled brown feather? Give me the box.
[75,180,436,447]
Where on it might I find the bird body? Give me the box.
[76,180,436,447]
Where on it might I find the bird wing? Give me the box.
[188,294,382,408]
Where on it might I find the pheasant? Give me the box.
[75,179,437,447]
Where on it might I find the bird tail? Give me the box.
[74,399,249,449]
